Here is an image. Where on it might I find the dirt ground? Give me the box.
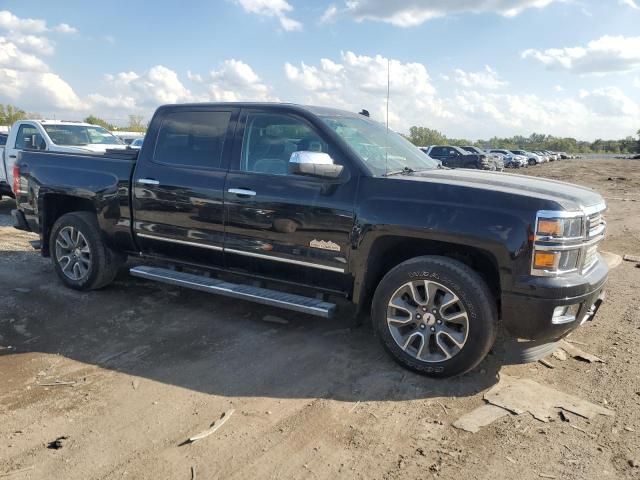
[1,158,639,480]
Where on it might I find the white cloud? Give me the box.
[578,87,640,117]
[206,59,276,101]
[0,10,77,34]
[320,4,338,23]
[0,10,47,33]
[53,23,77,34]
[620,0,639,10]
[522,35,640,74]
[0,66,85,111]
[0,11,84,114]
[13,34,55,55]
[0,37,49,71]
[553,85,565,92]
[282,51,639,140]
[285,51,450,129]
[88,60,276,116]
[634,77,640,88]
[332,0,557,27]
[453,66,507,89]
[234,0,302,31]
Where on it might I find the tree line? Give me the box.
[406,126,640,154]
[0,104,147,133]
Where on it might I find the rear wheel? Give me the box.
[528,158,536,166]
[372,256,497,378]
[50,212,124,290]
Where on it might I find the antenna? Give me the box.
[385,58,390,175]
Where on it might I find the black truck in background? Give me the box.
[12,103,608,377]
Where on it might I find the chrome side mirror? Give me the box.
[288,151,344,179]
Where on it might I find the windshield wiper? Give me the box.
[384,166,416,177]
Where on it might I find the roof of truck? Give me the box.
[157,102,361,118]
[21,119,96,127]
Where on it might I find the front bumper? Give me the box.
[501,254,608,341]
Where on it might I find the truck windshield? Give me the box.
[320,115,439,175]
[43,125,124,146]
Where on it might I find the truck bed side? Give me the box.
[15,150,138,256]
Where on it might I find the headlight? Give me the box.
[531,210,590,276]
[536,216,583,239]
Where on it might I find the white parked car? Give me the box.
[1,120,128,195]
[487,149,527,168]
[511,150,544,166]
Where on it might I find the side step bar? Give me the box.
[130,266,336,318]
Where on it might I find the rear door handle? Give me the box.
[9,155,16,158]
[228,188,256,197]
[137,178,160,185]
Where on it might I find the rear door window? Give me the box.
[153,111,232,169]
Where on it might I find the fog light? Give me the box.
[534,251,559,269]
[552,304,580,324]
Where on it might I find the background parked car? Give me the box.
[511,150,543,166]
[533,150,550,162]
[424,145,493,170]
[487,149,527,168]
[129,137,144,150]
[1,119,129,193]
[461,145,504,171]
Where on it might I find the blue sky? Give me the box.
[1,0,639,140]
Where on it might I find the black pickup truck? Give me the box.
[12,103,608,377]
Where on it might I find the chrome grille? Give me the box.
[582,205,606,273]
[587,211,606,238]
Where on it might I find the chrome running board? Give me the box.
[130,266,336,318]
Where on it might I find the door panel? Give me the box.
[223,110,356,288]
[132,108,237,266]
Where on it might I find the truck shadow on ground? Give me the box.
[0,261,503,403]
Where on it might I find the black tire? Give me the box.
[371,256,497,378]
[50,212,124,290]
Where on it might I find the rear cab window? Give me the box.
[153,111,233,169]
[15,124,46,150]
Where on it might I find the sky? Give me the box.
[0,0,639,140]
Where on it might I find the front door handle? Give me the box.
[9,155,17,158]
[228,188,256,197]
[137,178,160,185]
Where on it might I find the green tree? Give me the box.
[0,104,27,126]
[84,115,115,130]
[407,126,446,146]
[127,114,146,133]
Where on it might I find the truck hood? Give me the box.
[404,168,604,211]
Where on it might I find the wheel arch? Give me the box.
[354,235,501,317]
[41,194,96,257]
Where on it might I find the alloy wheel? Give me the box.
[55,226,92,281]
[386,280,469,363]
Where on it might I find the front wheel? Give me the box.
[371,256,497,378]
[50,212,124,290]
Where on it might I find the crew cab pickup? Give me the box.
[1,119,128,197]
[12,103,609,377]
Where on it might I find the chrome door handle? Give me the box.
[137,178,160,185]
[228,188,256,197]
